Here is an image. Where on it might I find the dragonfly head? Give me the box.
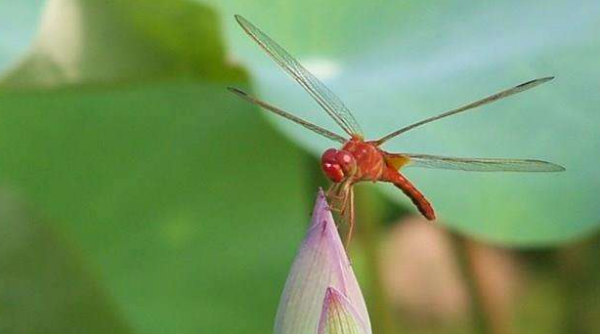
[321,148,357,183]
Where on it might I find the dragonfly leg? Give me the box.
[344,186,355,249]
[326,183,346,213]
[330,181,350,215]
[333,181,357,249]
[326,184,343,200]
[338,185,351,215]
[325,181,356,248]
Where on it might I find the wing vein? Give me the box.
[402,153,565,172]
[235,15,363,137]
[228,87,347,143]
[376,77,554,144]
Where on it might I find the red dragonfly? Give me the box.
[228,15,565,241]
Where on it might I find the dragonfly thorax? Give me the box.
[321,148,357,183]
[341,139,386,182]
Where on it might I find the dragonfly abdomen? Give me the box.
[382,168,436,221]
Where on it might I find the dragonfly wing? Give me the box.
[375,77,554,145]
[227,87,347,143]
[399,153,565,172]
[235,15,363,137]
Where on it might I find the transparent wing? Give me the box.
[402,153,565,172]
[375,77,554,145]
[235,15,363,137]
[228,87,347,143]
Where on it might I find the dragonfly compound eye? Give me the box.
[322,162,345,183]
[321,148,339,164]
[321,149,345,182]
[335,150,357,175]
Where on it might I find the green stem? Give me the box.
[558,236,596,334]
[451,234,492,334]
[355,186,397,334]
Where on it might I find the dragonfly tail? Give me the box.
[383,168,436,221]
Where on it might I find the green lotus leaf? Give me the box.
[215,0,600,245]
[0,0,310,333]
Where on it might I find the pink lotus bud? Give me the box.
[274,190,371,334]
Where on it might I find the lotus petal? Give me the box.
[274,190,371,334]
[317,287,370,334]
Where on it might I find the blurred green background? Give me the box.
[0,1,598,334]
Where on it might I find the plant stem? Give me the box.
[558,236,597,334]
[355,186,398,334]
[451,234,492,334]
